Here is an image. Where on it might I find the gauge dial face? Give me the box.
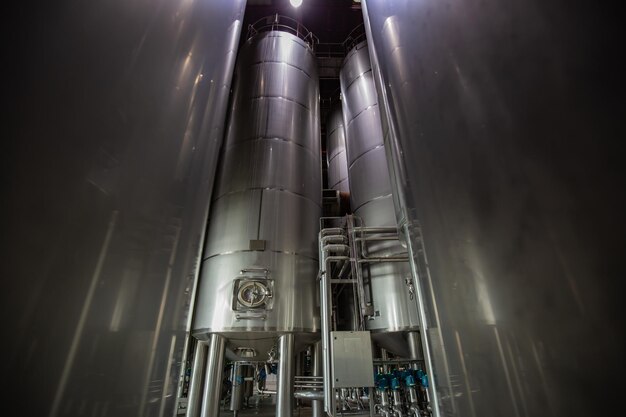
[237,281,268,308]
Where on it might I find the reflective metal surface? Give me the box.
[330,331,375,388]
[340,41,419,344]
[4,1,246,416]
[229,363,245,412]
[326,104,350,193]
[362,1,624,416]
[200,334,227,417]
[187,342,208,417]
[312,341,323,417]
[192,30,322,356]
[276,334,295,417]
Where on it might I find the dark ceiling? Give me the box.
[244,0,363,44]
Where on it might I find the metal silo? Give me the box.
[326,104,350,194]
[191,26,321,417]
[339,40,419,354]
[360,1,626,416]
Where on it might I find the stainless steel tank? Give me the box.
[326,104,350,194]
[361,1,624,416]
[192,29,321,359]
[339,40,419,353]
[5,1,247,416]
[325,104,357,331]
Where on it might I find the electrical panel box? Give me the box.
[330,331,375,388]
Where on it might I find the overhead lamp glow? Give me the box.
[290,0,303,8]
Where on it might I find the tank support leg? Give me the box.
[200,334,226,417]
[186,341,208,417]
[312,341,323,417]
[230,362,244,413]
[407,331,423,370]
[276,334,295,417]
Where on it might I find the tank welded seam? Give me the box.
[341,68,373,91]
[329,178,349,189]
[352,193,393,214]
[250,32,317,59]
[343,40,368,60]
[348,144,385,169]
[367,325,421,333]
[340,41,369,75]
[247,95,311,111]
[202,249,318,262]
[228,336,281,341]
[224,136,318,155]
[193,327,318,335]
[326,122,345,137]
[345,103,380,128]
[248,60,313,79]
[328,149,347,165]
[212,187,322,209]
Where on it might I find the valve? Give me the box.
[390,377,400,391]
[376,374,389,391]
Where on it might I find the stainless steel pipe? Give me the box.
[230,362,244,412]
[406,331,422,370]
[277,334,295,417]
[312,341,323,417]
[294,390,324,401]
[200,334,226,417]
[319,231,334,415]
[381,349,389,374]
[186,341,208,417]
[402,223,440,417]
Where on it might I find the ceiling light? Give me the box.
[290,0,303,8]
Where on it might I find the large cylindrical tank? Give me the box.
[326,104,350,194]
[325,104,357,330]
[192,29,321,358]
[339,41,419,352]
[361,1,624,416]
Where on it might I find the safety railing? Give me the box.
[247,14,319,50]
[342,23,367,52]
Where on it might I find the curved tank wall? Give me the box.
[192,30,322,358]
[4,1,247,416]
[326,104,350,194]
[339,41,419,349]
[362,0,625,416]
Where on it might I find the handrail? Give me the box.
[343,23,367,52]
[247,14,319,50]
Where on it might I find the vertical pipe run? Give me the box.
[186,341,208,417]
[277,334,295,417]
[381,349,389,374]
[312,341,323,417]
[407,331,423,370]
[319,237,334,415]
[200,334,226,417]
[403,223,440,417]
[230,362,244,413]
